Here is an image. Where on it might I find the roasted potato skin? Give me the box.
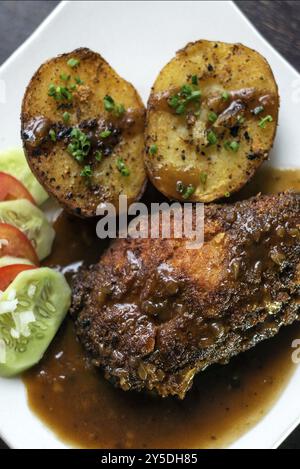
[21,48,146,217]
[145,40,279,202]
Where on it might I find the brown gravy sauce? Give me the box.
[149,87,278,131]
[23,108,144,160]
[23,167,300,449]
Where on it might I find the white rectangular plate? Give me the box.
[0,0,299,449]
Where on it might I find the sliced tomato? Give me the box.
[0,172,36,204]
[0,264,36,291]
[0,223,39,265]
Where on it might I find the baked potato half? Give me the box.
[145,40,279,202]
[21,48,146,217]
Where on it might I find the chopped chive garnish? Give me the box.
[60,73,70,81]
[181,84,193,95]
[149,144,158,155]
[252,105,264,115]
[67,58,80,68]
[229,141,239,152]
[100,129,111,138]
[48,84,56,96]
[75,76,84,85]
[168,82,202,115]
[208,111,218,123]
[182,184,195,200]
[175,103,186,115]
[200,172,207,186]
[224,140,240,152]
[103,95,115,112]
[48,83,73,101]
[63,112,70,123]
[258,115,273,128]
[95,150,102,162]
[67,128,91,162]
[191,75,198,85]
[168,95,179,108]
[115,104,125,116]
[176,181,195,199]
[116,158,130,176]
[224,192,231,198]
[49,129,56,142]
[222,91,229,100]
[237,115,245,124]
[207,130,217,145]
[103,95,125,117]
[185,90,202,102]
[80,165,93,177]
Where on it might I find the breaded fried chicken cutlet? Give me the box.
[71,192,300,399]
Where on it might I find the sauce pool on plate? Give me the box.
[23,167,300,449]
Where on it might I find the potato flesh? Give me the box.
[145,41,279,202]
[21,48,146,217]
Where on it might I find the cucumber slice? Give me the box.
[0,148,48,205]
[0,267,71,376]
[0,256,33,268]
[0,199,55,260]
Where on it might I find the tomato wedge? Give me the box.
[0,172,36,204]
[0,264,36,291]
[0,223,39,265]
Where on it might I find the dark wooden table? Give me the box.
[0,0,299,450]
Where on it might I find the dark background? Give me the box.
[0,0,299,450]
